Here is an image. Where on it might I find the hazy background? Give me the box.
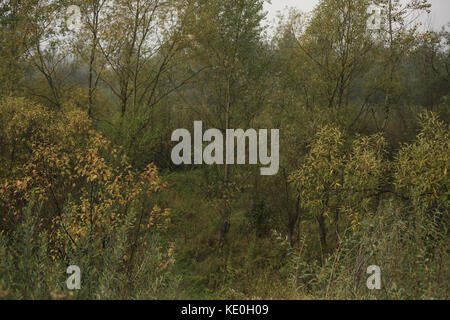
[264,0,450,31]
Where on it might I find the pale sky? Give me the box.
[264,0,450,31]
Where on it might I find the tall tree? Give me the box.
[180,0,270,243]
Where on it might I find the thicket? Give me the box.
[0,0,448,299]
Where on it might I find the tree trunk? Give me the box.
[317,214,328,255]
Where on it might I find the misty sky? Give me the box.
[264,0,450,30]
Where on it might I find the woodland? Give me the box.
[0,0,448,299]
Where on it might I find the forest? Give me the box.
[0,0,448,299]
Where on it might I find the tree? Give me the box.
[180,0,270,243]
[277,0,375,111]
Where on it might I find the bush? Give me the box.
[0,98,178,299]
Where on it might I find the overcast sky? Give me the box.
[264,0,450,31]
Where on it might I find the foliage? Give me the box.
[0,0,448,300]
[0,98,177,299]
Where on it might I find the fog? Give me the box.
[264,0,450,30]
